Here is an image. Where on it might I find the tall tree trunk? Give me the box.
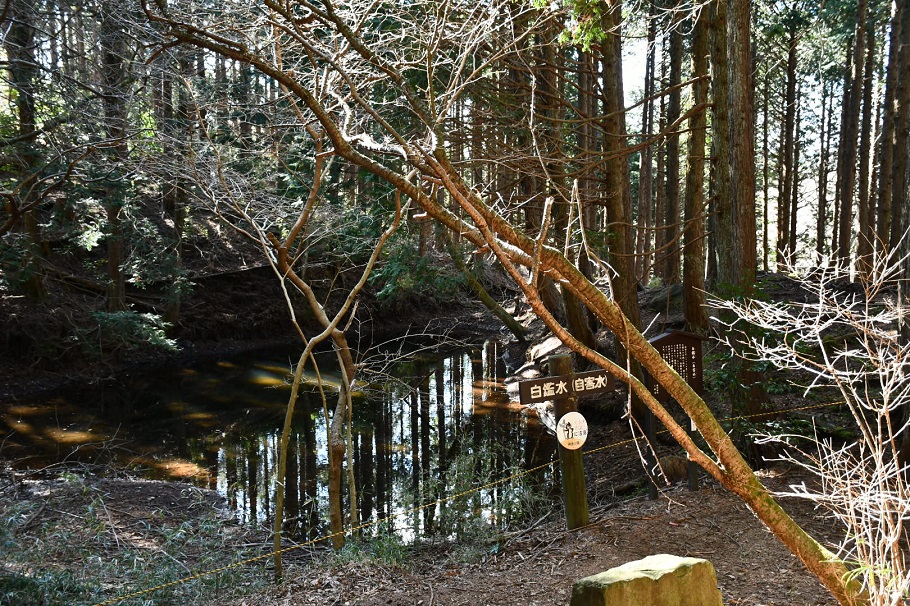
[654,51,667,283]
[728,0,764,416]
[538,29,596,351]
[899,38,910,465]
[2,0,46,300]
[636,7,657,286]
[889,1,910,251]
[74,9,87,81]
[788,86,801,260]
[817,80,831,263]
[832,42,853,261]
[725,0,757,290]
[663,23,682,284]
[762,77,770,273]
[709,0,733,289]
[776,19,797,271]
[776,120,786,264]
[578,48,601,306]
[600,2,640,330]
[875,1,902,258]
[160,54,192,328]
[47,0,59,72]
[684,9,709,333]
[600,0,645,421]
[838,0,868,268]
[599,3,637,327]
[100,0,130,313]
[856,17,877,280]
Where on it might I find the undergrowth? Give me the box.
[0,472,268,606]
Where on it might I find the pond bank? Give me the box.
[0,264,507,402]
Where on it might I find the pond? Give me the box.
[0,339,560,543]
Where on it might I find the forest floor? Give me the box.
[0,420,843,606]
[252,464,842,606]
[216,414,846,606]
[0,270,864,605]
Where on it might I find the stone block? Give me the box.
[570,553,724,606]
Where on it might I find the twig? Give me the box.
[15,502,46,534]
[99,500,122,550]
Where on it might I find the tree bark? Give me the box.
[838,0,868,268]
[726,0,765,417]
[856,16,876,280]
[683,9,709,334]
[599,0,645,421]
[817,79,831,263]
[654,75,666,285]
[788,86,801,261]
[762,78,770,273]
[709,0,733,289]
[636,7,657,285]
[777,18,797,271]
[875,1,902,258]
[889,1,910,251]
[832,41,852,262]
[727,0,757,290]
[538,28,596,350]
[2,0,46,300]
[599,1,640,329]
[100,0,130,312]
[663,23,682,284]
[161,53,192,328]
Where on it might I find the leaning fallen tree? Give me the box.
[142,1,866,603]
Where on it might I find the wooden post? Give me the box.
[549,354,590,529]
[687,417,699,491]
[644,408,658,500]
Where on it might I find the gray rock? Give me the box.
[570,554,723,606]
[643,283,685,313]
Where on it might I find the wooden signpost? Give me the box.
[644,330,708,492]
[518,368,615,405]
[516,332,707,517]
[643,330,707,403]
[540,354,590,530]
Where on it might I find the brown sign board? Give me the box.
[644,330,708,402]
[518,369,616,405]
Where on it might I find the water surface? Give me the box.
[0,339,558,541]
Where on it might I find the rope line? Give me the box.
[90,399,845,606]
[582,399,847,456]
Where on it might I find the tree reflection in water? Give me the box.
[1,339,558,542]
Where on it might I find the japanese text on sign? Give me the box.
[518,369,616,405]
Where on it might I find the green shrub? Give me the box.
[334,532,411,568]
[76,311,178,355]
[704,352,795,399]
[0,570,86,606]
[368,236,463,307]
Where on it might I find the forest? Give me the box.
[2,0,910,605]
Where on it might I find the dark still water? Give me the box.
[0,340,559,541]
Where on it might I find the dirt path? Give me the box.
[224,469,838,606]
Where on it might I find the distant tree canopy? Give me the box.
[2,0,907,325]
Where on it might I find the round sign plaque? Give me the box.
[556,411,588,450]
